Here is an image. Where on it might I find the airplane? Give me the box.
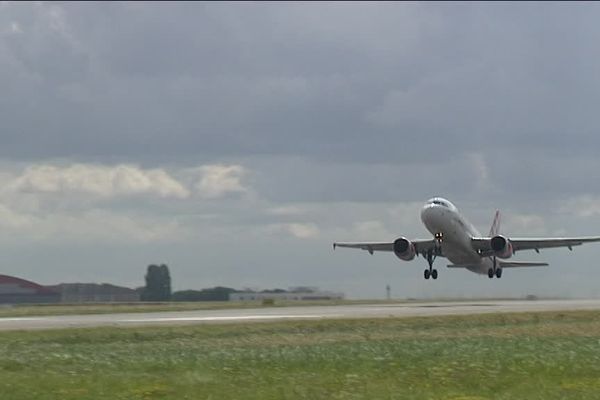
[333,197,600,280]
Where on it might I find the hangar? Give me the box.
[48,283,140,303]
[0,274,60,304]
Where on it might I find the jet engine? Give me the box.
[393,237,416,261]
[490,235,513,259]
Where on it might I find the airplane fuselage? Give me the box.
[421,199,493,274]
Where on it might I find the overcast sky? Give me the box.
[2,2,600,299]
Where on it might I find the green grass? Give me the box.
[0,298,550,318]
[2,311,600,399]
[0,301,272,317]
[0,299,406,318]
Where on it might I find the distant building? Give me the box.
[48,283,140,303]
[0,274,60,304]
[229,287,344,301]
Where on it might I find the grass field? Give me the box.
[0,299,400,318]
[0,301,274,318]
[0,298,545,318]
[2,310,600,399]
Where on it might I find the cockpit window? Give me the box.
[426,197,456,210]
[432,200,449,208]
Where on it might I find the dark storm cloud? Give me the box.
[1,2,598,167]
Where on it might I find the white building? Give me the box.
[229,287,344,301]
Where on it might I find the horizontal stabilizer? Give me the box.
[447,264,479,269]
[498,261,549,268]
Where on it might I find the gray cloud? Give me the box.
[1,3,600,298]
[3,3,600,164]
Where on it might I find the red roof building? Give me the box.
[0,274,60,304]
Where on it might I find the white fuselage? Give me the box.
[420,200,493,274]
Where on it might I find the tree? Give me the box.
[141,264,172,301]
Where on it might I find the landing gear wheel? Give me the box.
[431,269,438,280]
[488,268,494,279]
[424,269,431,280]
[495,268,502,279]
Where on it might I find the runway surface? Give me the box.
[1,299,600,331]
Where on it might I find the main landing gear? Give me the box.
[487,256,502,279]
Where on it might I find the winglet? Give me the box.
[333,243,337,250]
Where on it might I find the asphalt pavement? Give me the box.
[1,299,600,331]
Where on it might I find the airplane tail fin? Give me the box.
[489,210,501,236]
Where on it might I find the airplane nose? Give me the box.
[421,204,445,227]
[420,205,433,224]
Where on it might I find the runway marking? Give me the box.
[0,317,45,321]
[122,314,336,323]
[414,303,500,308]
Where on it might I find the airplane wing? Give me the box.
[498,261,549,268]
[448,261,549,268]
[333,239,438,255]
[471,236,600,255]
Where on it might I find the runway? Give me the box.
[1,299,600,331]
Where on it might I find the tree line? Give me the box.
[140,264,240,302]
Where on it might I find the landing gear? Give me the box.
[423,248,438,280]
[423,268,438,280]
[488,256,502,279]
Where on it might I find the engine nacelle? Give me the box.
[490,235,513,259]
[393,237,416,261]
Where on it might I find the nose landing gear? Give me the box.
[423,245,439,279]
[422,232,444,279]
